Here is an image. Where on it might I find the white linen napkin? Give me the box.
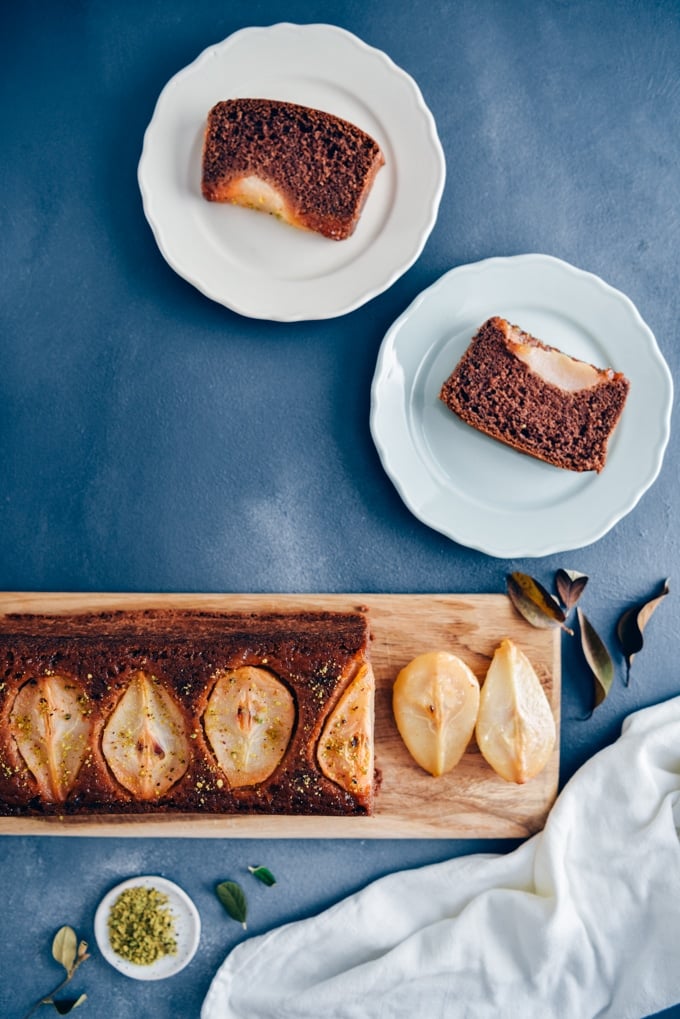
[202,696,680,1019]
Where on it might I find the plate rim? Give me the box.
[137,22,446,321]
[370,252,673,558]
[94,874,201,980]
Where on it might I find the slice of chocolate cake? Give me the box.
[0,609,375,817]
[439,317,630,473]
[201,98,385,240]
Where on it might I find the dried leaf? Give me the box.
[216,880,248,929]
[54,996,87,1015]
[248,865,277,887]
[555,569,589,611]
[24,928,89,1019]
[616,579,669,684]
[52,926,77,973]
[578,608,615,711]
[507,572,573,634]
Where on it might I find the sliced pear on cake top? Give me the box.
[102,670,191,799]
[317,663,375,800]
[10,674,93,803]
[203,666,295,788]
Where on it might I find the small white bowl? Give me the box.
[95,875,201,980]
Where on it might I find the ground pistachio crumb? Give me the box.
[108,885,177,965]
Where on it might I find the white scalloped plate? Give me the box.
[95,875,200,980]
[370,254,673,558]
[138,23,445,321]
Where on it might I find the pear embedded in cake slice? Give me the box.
[220,175,291,223]
[508,336,605,392]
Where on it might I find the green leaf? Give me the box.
[578,608,615,711]
[248,865,277,887]
[555,569,589,611]
[616,579,669,684]
[52,926,77,973]
[506,572,573,633]
[216,880,248,929]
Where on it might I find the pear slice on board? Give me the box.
[393,651,480,777]
[476,639,556,784]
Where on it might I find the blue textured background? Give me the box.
[1,2,678,1016]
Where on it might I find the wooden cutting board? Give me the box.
[0,592,560,839]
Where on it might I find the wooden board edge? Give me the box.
[0,813,543,839]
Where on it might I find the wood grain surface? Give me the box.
[0,592,560,839]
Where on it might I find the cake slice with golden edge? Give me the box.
[439,317,630,472]
[201,98,385,240]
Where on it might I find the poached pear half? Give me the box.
[476,638,556,784]
[393,651,480,777]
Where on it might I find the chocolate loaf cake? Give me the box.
[201,98,385,240]
[0,609,375,817]
[439,317,630,472]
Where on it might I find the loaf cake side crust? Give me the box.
[0,609,375,817]
[439,317,630,473]
[201,98,385,240]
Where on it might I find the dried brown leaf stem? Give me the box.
[22,927,89,1018]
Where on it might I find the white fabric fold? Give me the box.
[202,696,680,1019]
